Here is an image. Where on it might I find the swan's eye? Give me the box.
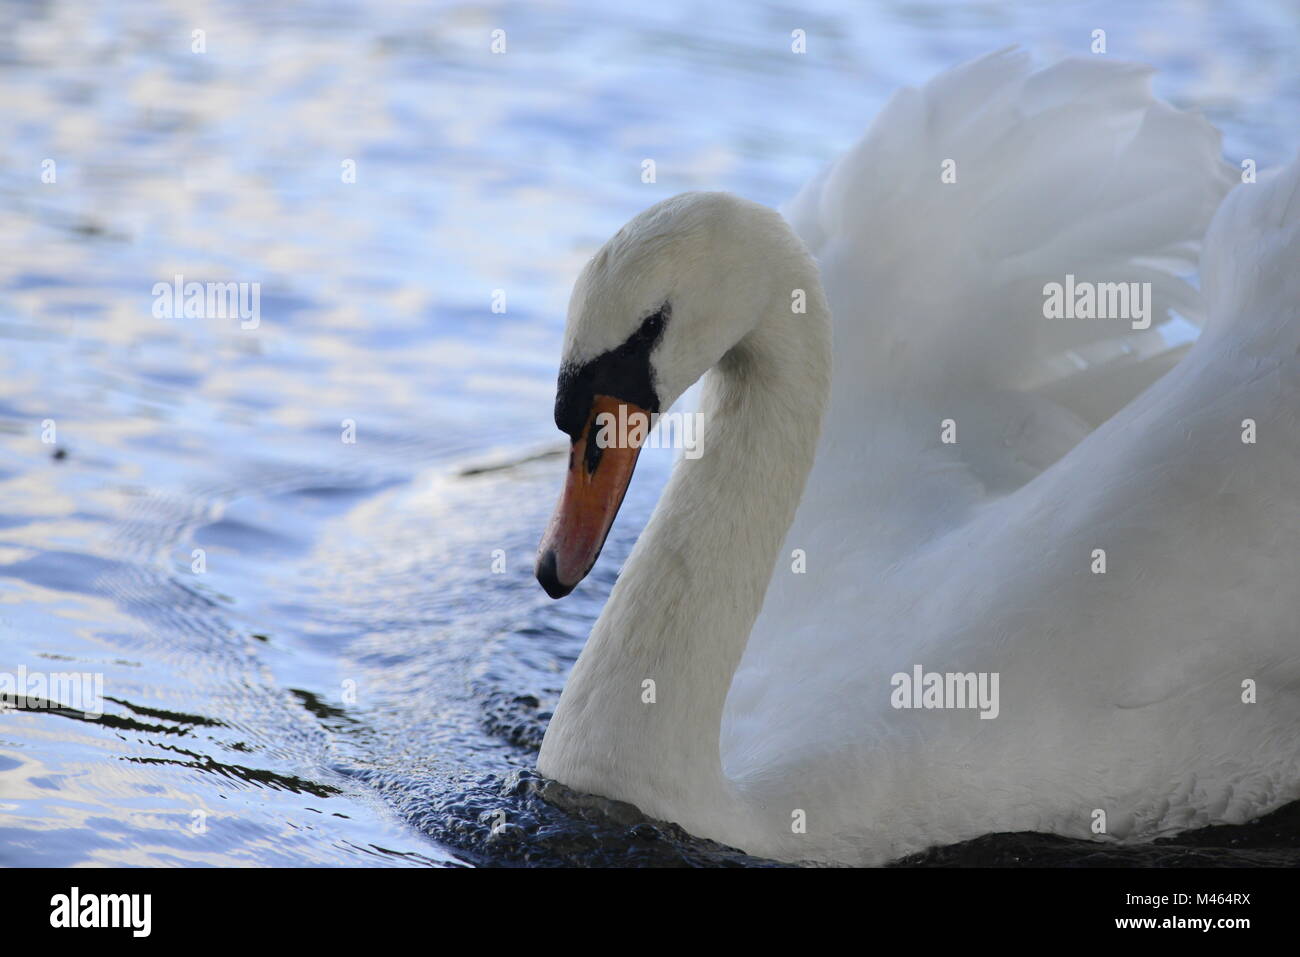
[552,302,670,440]
[633,303,669,343]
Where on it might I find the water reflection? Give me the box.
[0,0,1296,865]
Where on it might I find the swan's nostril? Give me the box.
[536,548,575,600]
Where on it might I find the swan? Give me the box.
[531,49,1300,865]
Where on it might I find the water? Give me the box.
[1,0,1297,867]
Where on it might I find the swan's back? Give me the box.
[722,51,1300,864]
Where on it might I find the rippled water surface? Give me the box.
[2,0,1297,866]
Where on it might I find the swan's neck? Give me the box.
[538,281,831,842]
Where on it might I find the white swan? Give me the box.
[532,49,1300,865]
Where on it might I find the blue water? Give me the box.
[1,0,1297,866]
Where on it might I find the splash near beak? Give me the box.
[536,395,648,599]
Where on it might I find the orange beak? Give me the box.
[536,395,648,598]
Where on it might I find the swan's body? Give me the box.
[535,50,1300,864]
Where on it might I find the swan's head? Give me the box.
[535,191,806,598]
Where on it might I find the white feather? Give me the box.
[539,50,1299,864]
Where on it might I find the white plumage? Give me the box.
[538,49,1300,864]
